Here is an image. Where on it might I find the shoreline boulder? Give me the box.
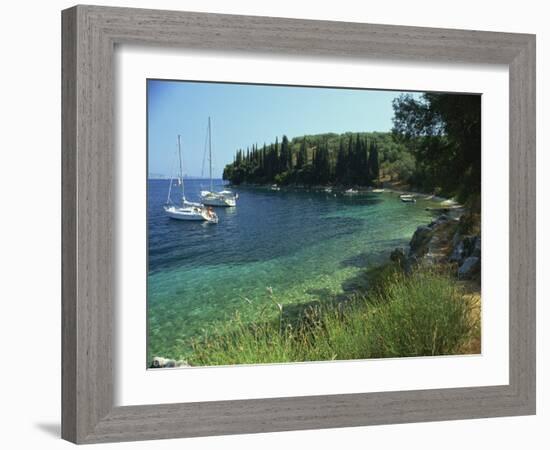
[458,256,481,279]
[150,356,190,369]
[408,226,434,259]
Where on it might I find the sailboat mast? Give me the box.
[208,116,213,193]
[178,134,185,203]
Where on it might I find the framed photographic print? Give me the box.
[62,5,536,444]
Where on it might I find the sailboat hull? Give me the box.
[164,206,218,222]
[201,197,236,207]
[200,191,237,207]
[165,210,206,220]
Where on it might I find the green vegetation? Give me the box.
[222,131,411,187]
[187,268,478,366]
[392,93,481,203]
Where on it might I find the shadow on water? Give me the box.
[340,252,370,269]
[341,272,370,293]
[281,270,374,322]
[340,238,410,269]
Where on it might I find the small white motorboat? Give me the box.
[271,184,281,191]
[372,188,385,193]
[400,194,416,203]
[345,188,358,195]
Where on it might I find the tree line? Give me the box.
[223,133,384,187]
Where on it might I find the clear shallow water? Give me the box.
[147,179,437,360]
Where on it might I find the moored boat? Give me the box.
[200,189,237,207]
[400,194,416,203]
[200,117,238,207]
[164,204,218,222]
[164,135,218,223]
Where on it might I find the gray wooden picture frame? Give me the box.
[61,4,536,444]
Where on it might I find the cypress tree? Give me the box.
[296,137,307,169]
[368,140,380,185]
[335,138,346,182]
[281,135,291,171]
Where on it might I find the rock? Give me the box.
[472,236,481,257]
[428,214,449,228]
[452,231,462,247]
[408,226,434,258]
[458,256,480,279]
[436,214,450,224]
[390,247,406,263]
[449,240,465,263]
[390,247,411,273]
[449,234,481,264]
[150,356,189,369]
[462,236,477,257]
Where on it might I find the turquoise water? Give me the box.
[147,179,437,360]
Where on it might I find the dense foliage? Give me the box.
[392,93,481,203]
[222,132,414,187]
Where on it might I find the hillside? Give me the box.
[222,131,415,187]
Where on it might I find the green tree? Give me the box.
[335,138,346,183]
[296,137,307,169]
[280,135,291,171]
[392,93,481,202]
[368,140,380,185]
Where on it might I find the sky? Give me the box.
[147,80,420,179]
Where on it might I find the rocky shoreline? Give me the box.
[390,213,481,280]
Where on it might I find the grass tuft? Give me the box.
[186,268,479,366]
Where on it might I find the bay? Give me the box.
[147,179,437,360]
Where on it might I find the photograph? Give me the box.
[146,79,482,368]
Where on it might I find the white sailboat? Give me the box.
[164,135,218,223]
[200,117,238,207]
